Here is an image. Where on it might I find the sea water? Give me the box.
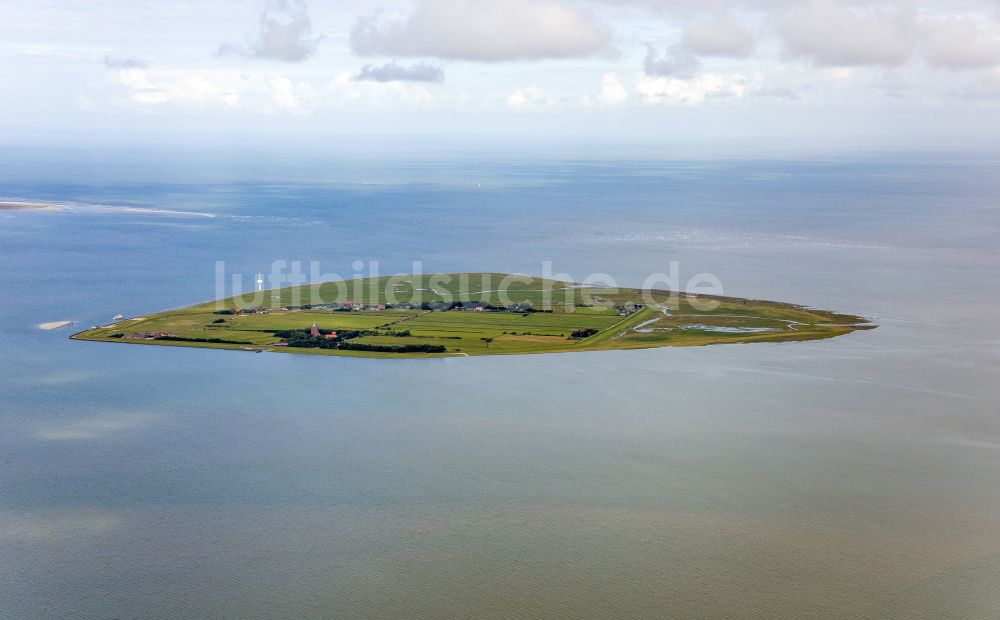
[1,148,999,618]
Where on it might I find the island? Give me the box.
[71,273,874,358]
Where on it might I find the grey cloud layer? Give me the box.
[355,61,445,83]
[350,0,609,61]
[644,44,700,77]
[776,1,1000,68]
[207,0,998,76]
[644,12,755,77]
[960,73,1000,99]
[777,1,915,66]
[637,0,999,79]
[219,0,319,62]
[102,55,146,69]
[683,13,755,57]
[921,17,1000,69]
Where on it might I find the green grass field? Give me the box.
[72,273,875,358]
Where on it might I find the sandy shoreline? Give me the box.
[1,200,217,218]
[0,201,61,212]
[39,321,73,330]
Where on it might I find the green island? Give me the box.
[72,273,874,358]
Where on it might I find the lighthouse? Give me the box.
[256,272,264,292]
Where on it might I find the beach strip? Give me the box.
[39,321,73,330]
[0,201,61,211]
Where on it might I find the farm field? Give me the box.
[72,273,875,358]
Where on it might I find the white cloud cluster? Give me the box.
[581,72,630,107]
[635,72,761,104]
[219,0,320,62]
[115,68,241,108]
[113,68,321,112]
[507,86,559,110]
[598,72,629,105]
[328,71,435,106]
[350,0,609,61]
[268,76,316,110]
[109,62,443,114]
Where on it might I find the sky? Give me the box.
[3,0,1000,153]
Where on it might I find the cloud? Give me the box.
[328,71,435,107]
[267,75,316,110]
[644,44,700,77]
[75,94,96,110]
[958,71,1000,99]
[683,13,755,57]
[102,54,146,69]
[109,65,438,113]
[777,0,915,67]
[873,70,911,98]
[920,17,1000,70]
[355,61,445,83]
[635,72,760,104]
[752,86,800,100]
[598,72,628,105]
[594,0,796,10]
[506,86,559,110]
[115,69,241,107]
[112,67,320,112]
[219,0,319,62]
[350,0,609,61]
[643,12,753,78]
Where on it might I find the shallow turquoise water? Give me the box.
[1,151,999,618]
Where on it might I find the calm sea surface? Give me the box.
[1,149,999,618]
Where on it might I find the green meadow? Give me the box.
[72,273,874,358]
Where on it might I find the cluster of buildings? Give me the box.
[618,303,642,316]
[309,323,339,340]
[233,300,643,315]
[274,300,387,312]
[339,300,386,311]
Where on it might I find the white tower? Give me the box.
[256,272,264,292]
